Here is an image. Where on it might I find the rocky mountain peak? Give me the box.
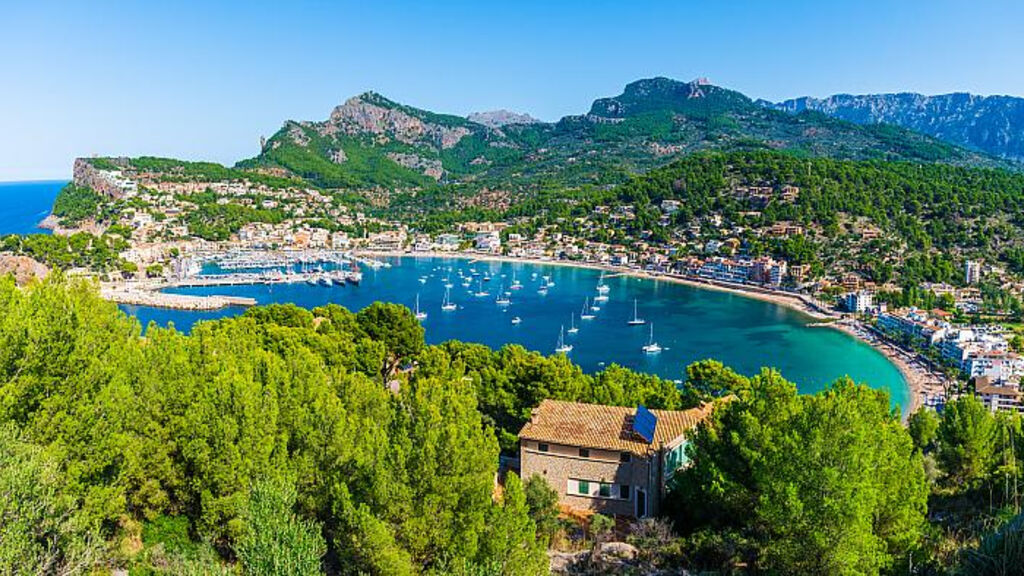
[467,110,541,128]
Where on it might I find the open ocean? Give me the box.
[0,180,65,234]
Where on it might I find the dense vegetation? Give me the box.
[469,149,1024,287]
[242,78,1014,195]
[0,232,131,271]
[2,277,1023,574]
[51,183,105,225]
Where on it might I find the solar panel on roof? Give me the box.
[633,405,658,444]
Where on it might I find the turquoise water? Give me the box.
[125,256,910,409]
[0,180,65,234]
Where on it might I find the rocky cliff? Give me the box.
[769,92,1024,161]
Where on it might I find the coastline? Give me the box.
[356,249,929,414]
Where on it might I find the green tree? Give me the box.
[356,302,425,378]
[523,475,560,543]
[668,371,927,575]
[938,395,998,489]
[236,476,326,576]
[909,408,940,453]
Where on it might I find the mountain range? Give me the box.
[767,91,1024,162]
[238,77,1015,194]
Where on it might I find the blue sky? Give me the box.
[2,0,1022,180]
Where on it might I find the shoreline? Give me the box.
[114,247,932,415]
[356,250,929,414]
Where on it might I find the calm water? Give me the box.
[125,256,910,409]
[0,180,65,234]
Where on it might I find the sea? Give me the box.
[0,180,909,410]
[0,180,65,234]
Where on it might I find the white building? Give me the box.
[843,291,875,314]
[965,260,982,285]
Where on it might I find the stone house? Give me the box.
[517,400,715,518]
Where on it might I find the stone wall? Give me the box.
[519,439,658,517]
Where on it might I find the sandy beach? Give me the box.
[356,249,940,415]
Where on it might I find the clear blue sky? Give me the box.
[2,0,1022,180]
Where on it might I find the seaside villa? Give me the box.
[517,399,716,518]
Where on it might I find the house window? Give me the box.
[598,483,612,498]
[619,484,631,500]
[579,448,590,458]
[620,452,631,463]
[538,443,549,453]
[577,480,590,495]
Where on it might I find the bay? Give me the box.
[124,256,910,409]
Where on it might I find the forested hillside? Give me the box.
[240,78,1012,196]
[2,277,1023,574]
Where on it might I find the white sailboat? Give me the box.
[511,316,522,325]
[596,271,610,294]
[474,279,489,297]
[555,325,573,354]
[580,298,595,320]
[510,271,522,290]
[495,283,511,305]
[642,323,662,354]
[415,294,428,321]
[567,312,579,334]
[627,299,646,326]
[594,292,609,303]
[441,287,457,311]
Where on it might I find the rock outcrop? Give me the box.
[0,255,49,285]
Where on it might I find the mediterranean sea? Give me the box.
[123,256,910,410]
[0,180,65,234]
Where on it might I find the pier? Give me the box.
[101,286,257,311]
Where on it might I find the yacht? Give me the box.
[555,325,573,354]
[567,313,579,334]
[627,299,646,326]
[441,287,457,311]
[580,298,595,320]
[597,271,610,294]
[474,279,489,297]
[414,294,427,321]
[642,323,662,354]
[318,275,333,287]
[594,293,609,303]
[511,316,522,325]
[510,272,522,290]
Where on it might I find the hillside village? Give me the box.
[4,151,1014,417]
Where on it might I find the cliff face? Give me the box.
[770,92,1024,161]
[72,158,137,198]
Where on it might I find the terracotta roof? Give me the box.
[977,383,1022,397]
[518,399,715,456]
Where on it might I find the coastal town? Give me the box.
[6,157,1018,418]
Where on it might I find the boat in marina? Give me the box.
[441,287,457,311]
[567,312,579,334]
[580,298,595,320]
[555,325,573,354]
[642,323,662,354]
[495,284,511,306]
[415,294,427,321]
[627,299,646,326]
[318,275,333,287]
